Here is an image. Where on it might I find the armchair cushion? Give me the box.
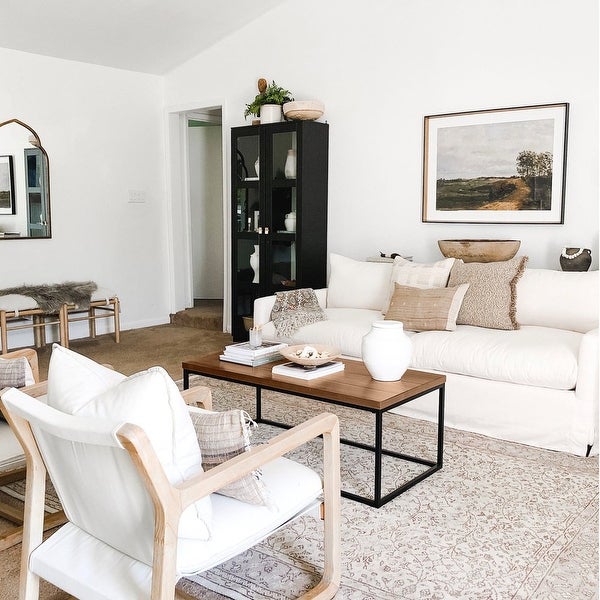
[190,407,271,506]
[46,344,212,540]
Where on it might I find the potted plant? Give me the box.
[244,80,294,123]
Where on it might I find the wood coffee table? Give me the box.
[183,352,446,508]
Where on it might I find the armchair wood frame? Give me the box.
[0,349,68,551]
[3,384,340,599]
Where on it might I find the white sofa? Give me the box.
[254,259,599,457]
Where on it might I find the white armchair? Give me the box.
[1,347,341,600]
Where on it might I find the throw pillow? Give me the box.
[385,283,470,331]
[384,256,455,313]
[0,357,37,422]
[271,288,326,337]
[190,407,271,507]
[0,356,35,388]
[327,253,394,311]
[46,344,212,540]
[447,256,528,330]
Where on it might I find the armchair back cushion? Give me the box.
[5,386,159,566]
[46,345,212,544]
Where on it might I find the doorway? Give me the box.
[166,104,229,331]
[187,111,223,310]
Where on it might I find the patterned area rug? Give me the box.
[179,375,599,600]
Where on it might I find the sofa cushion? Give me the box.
[516,268,599,333]
[386,283,469,331]
[262,307,387,357]
[411,325,580,390]
[327,253,393,311]
[46,344,212,541]
[448,257,528,330]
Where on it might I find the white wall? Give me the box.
[0,48,169,347]
[164,0,599,270]
[189,124,224,299]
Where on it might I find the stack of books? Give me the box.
[272,361,345,380]
[219,340,288,367]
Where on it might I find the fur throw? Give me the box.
[0,281,98,312]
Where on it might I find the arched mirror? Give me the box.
[0,119,51,239]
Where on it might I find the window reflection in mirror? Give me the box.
[0,119,51,239]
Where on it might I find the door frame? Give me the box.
[164,100,231,332]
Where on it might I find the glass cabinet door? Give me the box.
[268,130,297,288]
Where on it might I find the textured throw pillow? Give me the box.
[327,253,394,310]
[0,357,33,388]
[190,408,271,507]
[448,256,528,330]
[271,288,326,337]
[384,256,455,313]
[46,344,212,540]
[0,357,37,422]
[385,283,470,331]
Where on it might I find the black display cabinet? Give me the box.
[231,120,328,341]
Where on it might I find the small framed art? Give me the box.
[422,103,568,224]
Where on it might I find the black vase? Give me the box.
[560,248,592,272]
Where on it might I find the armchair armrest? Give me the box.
[181,386,212,410]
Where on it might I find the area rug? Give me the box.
[0,478,62,514]
[179,375,599,600]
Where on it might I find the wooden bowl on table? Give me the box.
[280,344,341,367]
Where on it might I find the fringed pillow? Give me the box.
[271,288,326,338]
[448,257,528,330]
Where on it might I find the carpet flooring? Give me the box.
[0,325,597,599]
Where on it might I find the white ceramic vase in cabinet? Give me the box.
[250,245,260,283]
[361,320,412,381]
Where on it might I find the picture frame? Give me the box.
[422,103,569,224]
[0,155,16,215]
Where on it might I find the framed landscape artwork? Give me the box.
[422,103,569,224]
[0,155,15,215]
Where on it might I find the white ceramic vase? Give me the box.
[259,104,282,124]
[254,157,259,178]
[284,149,297,179]
[250,244,259,283]
[361,320,412,381]
[284,212,296,232]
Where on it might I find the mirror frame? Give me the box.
[0,118,51,239]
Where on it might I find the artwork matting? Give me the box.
[422,103,569,224]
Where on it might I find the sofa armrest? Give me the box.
[253,288,328,328]
[575,328,599,452]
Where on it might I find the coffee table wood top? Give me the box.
[182,352,445,411]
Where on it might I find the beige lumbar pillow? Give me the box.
[384,256,455,313]
[447,256,528,330]
[385,283,469,331]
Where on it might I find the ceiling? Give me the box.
[1,0,286,75]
